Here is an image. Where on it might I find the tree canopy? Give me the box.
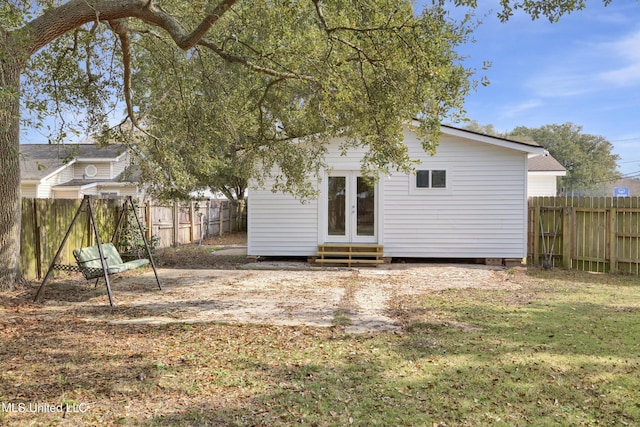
[117,0,477,201]
[462,121,622,195]
[508,123,620,195]
[0,0,625,288]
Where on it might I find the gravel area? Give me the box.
[30,262,519,334]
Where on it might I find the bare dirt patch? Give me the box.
[18,262,520,334]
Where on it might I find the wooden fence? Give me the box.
[20,198,246,280]
[528,197,640,275]
[147,199,246,248]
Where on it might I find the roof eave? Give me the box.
[440,125,545,154]
[529,171,567,177]
[40,160,76,182]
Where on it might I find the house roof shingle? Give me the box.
[528,154,567,172]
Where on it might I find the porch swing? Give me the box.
[34,195,162,306]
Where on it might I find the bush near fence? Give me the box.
[528,196,640,275]
[20,198,246,281]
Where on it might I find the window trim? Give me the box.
[409,168,452,195]
[100,191,120,199]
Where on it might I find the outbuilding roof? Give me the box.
[528,154,567,172]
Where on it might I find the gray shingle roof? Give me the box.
[528,155,567,172]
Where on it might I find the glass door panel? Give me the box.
[327,176,346,236]
[356,176,375,237]
[326,173,376,243]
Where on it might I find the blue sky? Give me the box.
[446,1,640,178]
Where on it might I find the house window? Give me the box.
[84,164,98,178]
[432,170,446,188]
[416,170,446,189]
[100,191,119,199]
[416,170,430,188]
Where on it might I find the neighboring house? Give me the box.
[248,123,546,263]
[20,144,143,199]
[527,154,567,197]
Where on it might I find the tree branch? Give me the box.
[22,0,238,56]
[311,0,381,64]
[196,39,318,82]
[110,19,162,144]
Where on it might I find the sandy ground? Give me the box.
[30,261,520,334]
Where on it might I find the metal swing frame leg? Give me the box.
[34,197,88,303]
[34,196,115,306]
[111,197,161,291]
[86,197,115,306]
[127,197,162,290]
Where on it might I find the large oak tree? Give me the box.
[0,0,618,289]
[509,123,621,195]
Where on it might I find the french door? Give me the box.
[326,172,377,243]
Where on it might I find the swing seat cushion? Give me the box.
[73,243,149,278]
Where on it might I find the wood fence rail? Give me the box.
[528,196,640,275]
[20,198,246,280]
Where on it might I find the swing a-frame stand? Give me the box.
[34,195,162,306]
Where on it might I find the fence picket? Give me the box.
[529,196,640,275]
[20,198,246,280]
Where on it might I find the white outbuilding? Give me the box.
[248,123,546,265]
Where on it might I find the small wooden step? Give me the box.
[315,243,384,267]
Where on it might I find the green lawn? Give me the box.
[1,268,638,426]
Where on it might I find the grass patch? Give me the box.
[395,279,640,425]
[332,309,353,326]
[1,268,638,426]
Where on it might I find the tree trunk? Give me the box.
[0,63,22,290]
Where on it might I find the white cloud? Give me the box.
[499,99,543,119]
[596,30,640,86]
[524,29,640,99]
[527,72,594,98]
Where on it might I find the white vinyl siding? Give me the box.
[21,184,37,198]
[248,178,320,256]
[248,127,541,259]
[37,165,74,198]
[74,162,112,180]
[111,154,129,178]
[248,139,369,257]
[383,132,528,258]
[52,188,82,199]
[528,174,559,197]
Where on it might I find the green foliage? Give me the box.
[448,0,614,23]
[117,0,478,199]
[115,202,159,261]
[509,123,620,195]
[21,24,122,142]
[461,119,505,137]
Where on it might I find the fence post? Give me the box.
[532,204,540,266]
[219,202,224,236]
[562,205,573,269]
[173,202,179,247]
[230,202,234,233]
[189,202,195,243]
[609,207,617,273]
[33,199,43,279]
[145,201,152,242]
